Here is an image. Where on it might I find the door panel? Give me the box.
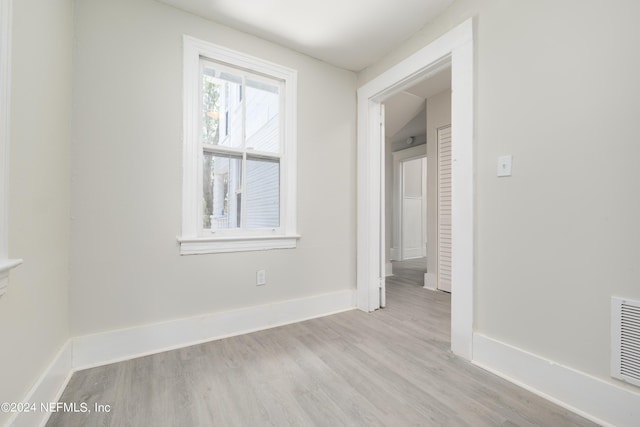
[379,104,386,308]
[401,157,425,260]
[437,126,452,292]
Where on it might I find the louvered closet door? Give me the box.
[437,126,452,292]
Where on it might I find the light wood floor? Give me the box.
[392,257,428,287]
[47,270,596,426]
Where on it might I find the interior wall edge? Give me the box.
[6,340,73,427]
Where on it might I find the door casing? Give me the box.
[356,18,474,360]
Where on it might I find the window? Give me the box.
[178,36,299,255]
[0,0,22,295]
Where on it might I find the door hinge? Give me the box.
[379,278,384,288]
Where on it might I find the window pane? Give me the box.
[203,152,242,230]
[246,157,279,228]
[202,66,243,148]
[245,79,280,153]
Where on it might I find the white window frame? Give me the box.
[178,36,299,255]
[0,0,22,296]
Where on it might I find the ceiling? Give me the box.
[385,92,425,139]
[404,65,451,100]
[385,65,451,142]
[158,0,454,71]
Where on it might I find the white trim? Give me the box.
[424,272,437,290]
[379,104,386,308]
[180,35,298,255]
[72,289,356,370]
[473,333,640,427]
[356,18,474,359]
[402,248,423,259]
[385,262,393,277]
[449,36,474,358]
[11,302,634,427]
[177,234,300,255]
[0,258,22,294]
[9,290,355,425]
[7,341,73,427]
[391,145,427,160]
[0,0,21,297]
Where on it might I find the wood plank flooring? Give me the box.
[391,257,427,287]
[47,268,596,426]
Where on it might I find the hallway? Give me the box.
[390,256,428,287]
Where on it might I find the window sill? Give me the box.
[177,235,300,255]
[0,258,23,297]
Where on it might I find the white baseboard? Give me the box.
[73,289,356,370]
[390,247,400,261]
[402,248,422,259]
[385,262,393,277]
[8,340,73,427]
[6,290,355,425]
[9,290,356,426]
[473,333,640,427]
[14,301,638,427]
[424,272,436,290]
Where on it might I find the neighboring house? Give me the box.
[205,73,280,230]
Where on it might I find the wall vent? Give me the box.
[611,297,640,387]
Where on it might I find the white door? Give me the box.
[437,125,452,292]
[401,157,426,260]
[379,104,386,307]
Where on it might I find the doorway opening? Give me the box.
[384,68,452,296]
[391,153,427,288]
[356,18,474,359]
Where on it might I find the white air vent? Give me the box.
[611,297,640,387]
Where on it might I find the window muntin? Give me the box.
[199,59,284,236]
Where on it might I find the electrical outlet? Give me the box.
[256,270,266,286]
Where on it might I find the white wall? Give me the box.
[426,89,451,286]
[391,134,426,153]
[0,0,72,423]
[359,0,640,393]
[70,0,357,336]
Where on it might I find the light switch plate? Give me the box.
[256,269,266,286]
[497,155,512,177]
